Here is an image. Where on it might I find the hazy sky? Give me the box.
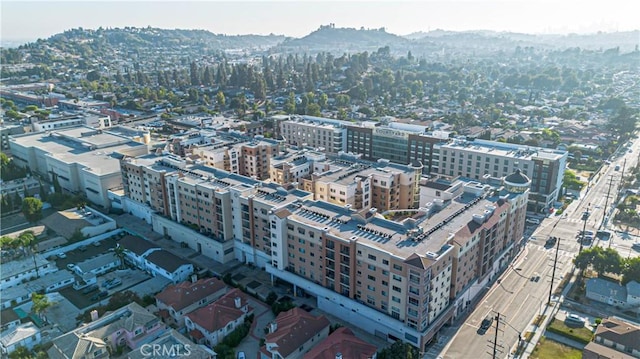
[1,0,638,43]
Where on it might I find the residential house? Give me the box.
[0,322,41,355]
[303,327,377,359]
[119,235,161,269]
[126,329,216,359]
[74,253,119,276]
[583,342,635,359]
[586,279,640,312]
[185,288,253,348]
[583,317,640,359]
[155,277,228,327]
[0,254,56,290]
[47,302,166,358]
[2,271,75,309]
[0,309,20,332]
[145,250,194,283]
[261,308,330,359]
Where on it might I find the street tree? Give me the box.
[22,197,43,223]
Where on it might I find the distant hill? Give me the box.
[36,27,287,57]
[406,30,640,52]
[277,25,409,53]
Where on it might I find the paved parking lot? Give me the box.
[51,235,121,269]
[59,268,153,310]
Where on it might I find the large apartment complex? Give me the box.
[280,115,349,154]
[278,116,567,212]
[433,138,567,212]
[266,172,530,350]
[118,148,530,350]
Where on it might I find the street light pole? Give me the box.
[549,236,561,304]
[601,176,615,229]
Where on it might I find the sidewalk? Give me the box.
[514,266,578,359]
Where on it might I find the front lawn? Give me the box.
[547,318,593,344]
[530,337,583,359]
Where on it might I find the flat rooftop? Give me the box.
[442,138,566,161]
[1,254,51,280]
[11,127,145,175]
[286,182,514,259]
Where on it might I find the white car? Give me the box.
[57,253,67,259]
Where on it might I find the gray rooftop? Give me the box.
[76,253,118,273]
[586,278,628,303]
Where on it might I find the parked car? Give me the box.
[57,252,67,259]
[91,291,108,301]
[78,245,88,252]
[93,241,101,247]
[103,278,122,289]
[81,284,99,294]
[565,313,586,325]
[632,243,640,251]
[67,263,76,270]
[526,218,540,225]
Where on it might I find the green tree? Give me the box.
[113,244,126,269]
[18,230,39,278]
[622,257,640,284]
[377,341,419,359]
[215,91,226,111]
[306,103,321,117]
[31,292,53,323]
[21,197,43,223]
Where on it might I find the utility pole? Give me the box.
[601,176,615,229]
[549,235,561,304]
[493,312,501,359]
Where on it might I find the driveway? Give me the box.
[236,297,274,359]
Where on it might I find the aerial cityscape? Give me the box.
[1,2,639,359]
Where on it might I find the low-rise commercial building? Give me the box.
[9,126,148,208]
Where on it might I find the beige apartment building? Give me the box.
[267,172,529,350]
[190,136,280,180]
[299,158,423,212]
[280,116,348,154]
[269,150,327,185]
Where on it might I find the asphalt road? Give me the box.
[440,135,640,359]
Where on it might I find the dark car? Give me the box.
[91,291,108,301]
[545,237,557,247]
[81,284,99,294]
[481,316,494,330]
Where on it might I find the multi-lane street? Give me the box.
[439,135,640,359]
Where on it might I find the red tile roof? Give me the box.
[303,327,377,359]
[157,309,170,319]
[186,288,252,333]
[266,307,330,358]
[189,329,204,340]
[155,278,227,311]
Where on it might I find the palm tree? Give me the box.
[31,292,53,324]
[113,244,126,269]
[18,231,39,278]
